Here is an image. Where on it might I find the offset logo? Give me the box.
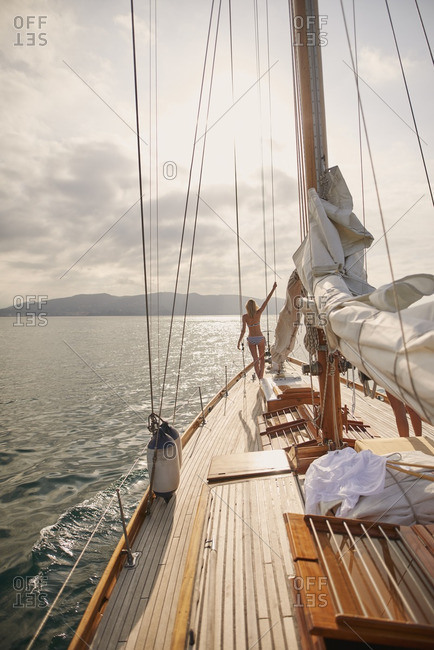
[163,161,177,180]
[292,575,328,608]
[13,576,48,608]
[13,16,48,46]
[13,295,48,327]
[293,15,328,47]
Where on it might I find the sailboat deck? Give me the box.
[188,475,303,649]
[90,364,434,650]
[92,373,269,649]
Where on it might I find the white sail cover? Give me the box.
[305,447,434,525]
[292,166,434,425]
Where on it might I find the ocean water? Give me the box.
[0,315,247,649]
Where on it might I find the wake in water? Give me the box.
[1,466,148,650]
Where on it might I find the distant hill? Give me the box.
[0,293,284,317]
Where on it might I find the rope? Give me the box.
[340,0,428,422]
[385,468,418,523]
[390,468,434,482]
[305,325,321,434]
[385,0,433,207]
[351,365,356,417]
[387,460,434,473]
[319,351,330,436]
[130,0,155,414]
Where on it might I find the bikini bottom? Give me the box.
[247,335,265,345]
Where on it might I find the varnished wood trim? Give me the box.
[69,489,151,649]
[170,484,210,650]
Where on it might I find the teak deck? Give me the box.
[90,372,266,649]
[75,362,434,650]
[185,474,304,649]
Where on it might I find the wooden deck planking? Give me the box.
[192,474,304,649]
[144,514,193,648]
[339,382,434,441]
[265,477,297,646]
[243,482,261,650]
[94,495,171,647]
[139,383,261,649]
[92,374,264,649]
[235,482,247,649]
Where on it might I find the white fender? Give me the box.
[147,421,182,502]
[146,444,180,501]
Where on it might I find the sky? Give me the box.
[1,0,433,309]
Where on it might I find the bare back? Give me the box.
[243,312,263,337]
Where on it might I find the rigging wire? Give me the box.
[172,0,224,423]
[148,0,153,368]
[254,0,271,350]
[282,0,308,389]
[289,1,308,241]
[150,0,161,385]
[27,341,243,648]
[228,0,247,373]
[414,0,434,66]
[28,4,280,645]
[352,0,367,274]
[130,0,155,414]
[228,3,242,313]
[385,0,434,207]
[340,0,428,421]
[157,0,218,422]
[265,0,279,320]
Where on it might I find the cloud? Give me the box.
[358,45,415,85]
[1,1,432,310]
[114,12,151,43]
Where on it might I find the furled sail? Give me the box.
[285,165,434,425]
[271,270,302,367]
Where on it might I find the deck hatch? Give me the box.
[207,449,292,483]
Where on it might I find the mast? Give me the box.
[291,0,343,443]
[292,0,327,191]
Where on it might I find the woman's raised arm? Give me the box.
[258,281,277,313]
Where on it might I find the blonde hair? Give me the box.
[245,299,259,318]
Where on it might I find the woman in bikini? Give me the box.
[237,282,277,379]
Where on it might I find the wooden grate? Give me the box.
[284,513,434,649]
